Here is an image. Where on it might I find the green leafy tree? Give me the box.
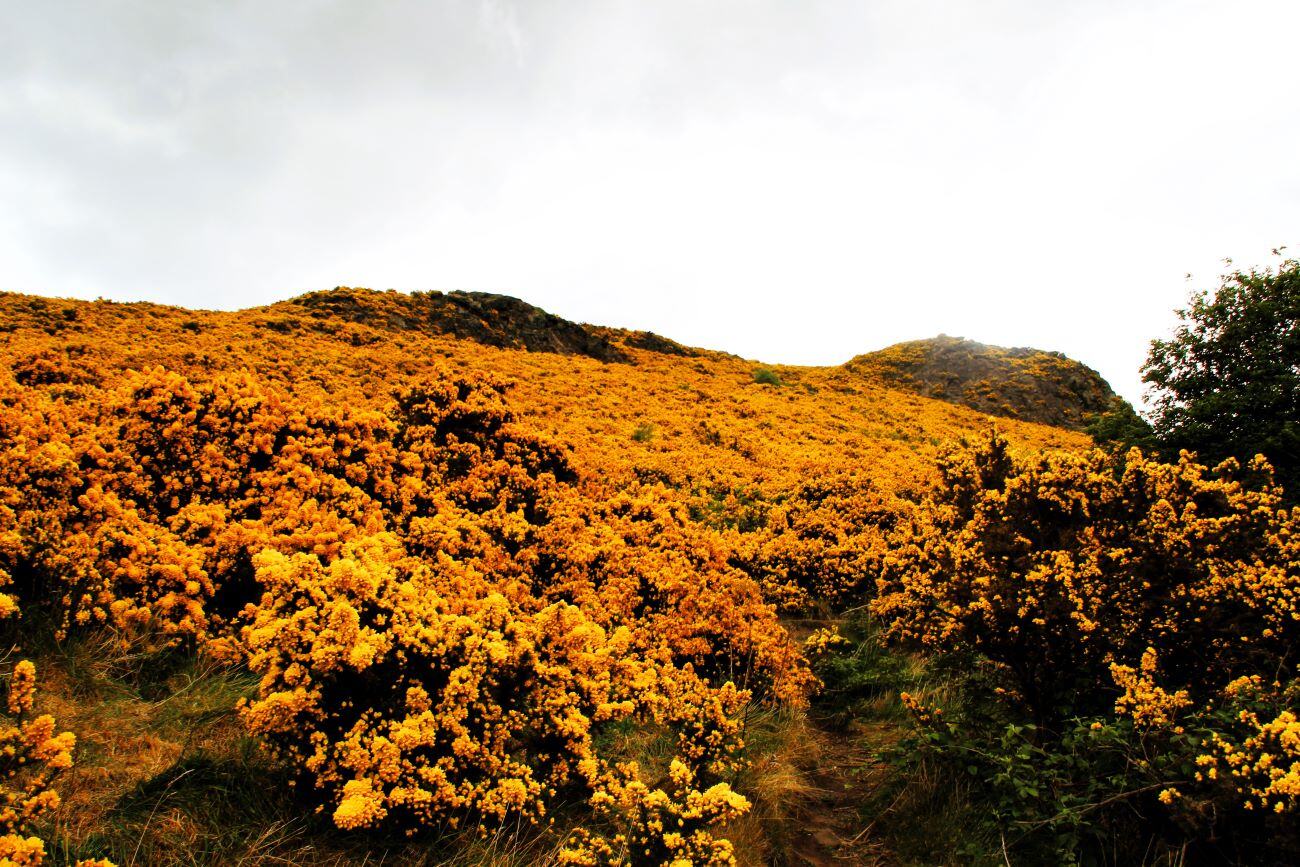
[1084,396,1156,452]
[1143,254,1300,493]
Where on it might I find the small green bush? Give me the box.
[752,368,782,386]
[632,422,655,442]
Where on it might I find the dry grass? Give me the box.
[11,618,991,866]
[17,616,965,866]
[21,631,556,865]
[725,705,893,866]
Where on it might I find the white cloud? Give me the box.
[1,0,1297,405]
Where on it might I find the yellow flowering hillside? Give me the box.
[0,286,1293,866]
[0,288,1087,497]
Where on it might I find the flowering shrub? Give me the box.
[729,472,899,609]
[0,359,806,844]
[235,446,779,834]
[1124,670,1300,837]
[0,661,73,864]
[870,431,1300,860]
[1198,680,1300,816]
[535,485,813,705]
[1110,648,1190,729]
[559,759,750,867]
[0,660,114,867]
[0,288,1089,507]
[873,431,1298,724]
[803,626,849,659]
[0,287,1110,859]
[0,365,575,643]
[240,534,653,830]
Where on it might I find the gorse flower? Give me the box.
[559,759,751,866]
[1111,649,1192,729]
[0,357,803,844]
[2,289,1294,860]
[868,430,1300,854]
[871,432,1299,726]
[0,661,112,867]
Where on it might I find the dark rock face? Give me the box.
[845,335,1119,430]
[606,329,702,358]
[282,288,633,363]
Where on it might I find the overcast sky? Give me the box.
[2,1,1297,404]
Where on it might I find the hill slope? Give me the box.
[0,286,1148,867]
[0,288,1094,495]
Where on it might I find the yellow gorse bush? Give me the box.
[1207,709,1300,814]
[1169,676,1300,818]
[535,486,813,705]
[727,471,900,610]
[1110,648,1191,729]
[559,759,750,867]
[871,430,1300,849]
[0,289,1088,505]
[0,358,805,841]
[10,288,1296,858]
[872,432,1299,724]
[0,661,113,867]
[241,533,727,830]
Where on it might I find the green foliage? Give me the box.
[811,619,1282,864]
[1144,255,1300,494]
[631,421,655,442]
[807,613,921,729]
[801,621,995,863]
[888,674,1300,865]
[1084,396,1156,452]
[892,705,1186,864]
[752,368,782,386]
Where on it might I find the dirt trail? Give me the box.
[785,722,897,866]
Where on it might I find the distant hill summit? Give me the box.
[843,335,1117,430]
[272,287,701,363]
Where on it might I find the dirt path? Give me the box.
[785,720,898,866]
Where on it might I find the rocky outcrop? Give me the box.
[277,288,633,362]
[844,335,1118,430]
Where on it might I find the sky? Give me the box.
[2,1,1298,405]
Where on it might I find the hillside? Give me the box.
[0,286,1295,867]
[0,288,1092,496]
[844,334,1117,429]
